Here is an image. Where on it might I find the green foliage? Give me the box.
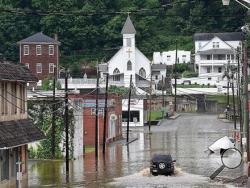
[28,100,75,159]
[182,71,198,78]
[108,85,129,96]
[41,78,61,91]
[0,0,247,64]
[175,64,190,73]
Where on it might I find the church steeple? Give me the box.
[121,15,136,34]
[122,15,136,47]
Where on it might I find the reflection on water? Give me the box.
[28,114,246,188]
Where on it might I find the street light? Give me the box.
[222,0,230,5]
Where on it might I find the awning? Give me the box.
[0,119,45,149]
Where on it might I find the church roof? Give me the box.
[18,32,60,44]
[121,16,136,34]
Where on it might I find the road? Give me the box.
[28,113,246,188]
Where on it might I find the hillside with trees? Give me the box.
[0,0,247,67]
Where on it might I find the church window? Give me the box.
[127,61,132,70]
[113,68,120,81]
[127,38,131,47]
[139,68,146,80]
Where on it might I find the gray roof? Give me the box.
[121,16,136,34]
[0,62,38,82]
[193,32,244,41]
[0,119,45,149]
[151,64,167,70]
[18,32,60,44]
[197,48,234,55]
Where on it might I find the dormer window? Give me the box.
[24,45,29,55]
[213,42,219,48]
[127,60,132,70]
[36,45,42,55]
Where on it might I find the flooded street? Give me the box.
[28,113,246,188]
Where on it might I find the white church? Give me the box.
[98,16,166,89]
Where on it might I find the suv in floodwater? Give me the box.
[150,154,176,176]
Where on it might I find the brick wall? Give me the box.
[20,43,59,81]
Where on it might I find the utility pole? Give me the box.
[148,68,153,132]
[126,75,132,143]
[51,66,56,159]
[232,78,237,130]
[95,65,100,159]
[237,52,243,146]
[102,73,109,154]
[162,75,165,119]
[174,40,177,112]
[64,69,69,174]
[242,42,249,162]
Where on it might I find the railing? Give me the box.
[199,60,237,65]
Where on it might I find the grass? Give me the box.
[84,146,95,154]
[150,111,163,121]
[206,95,235,104]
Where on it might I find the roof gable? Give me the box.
[121,16,136,34]
[198,36,233,52]
[18,32,60,44]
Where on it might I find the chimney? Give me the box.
[54,34,58,41]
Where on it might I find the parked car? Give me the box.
[150,154,176,176]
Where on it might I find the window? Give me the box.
[139,68,146,79]
[182,55,187,63]
[199,42,202,49]
[207,67,211,73]
[23,45,29,55]
[49,45,54,55]
[167,55,171,61]
[36,63,42,73]
[127,38,131,47]
[25,63,29,69]
[91,108,104,115]
[122,110,140,122]
[231,54,234,60]
[20,84,25,114]
[127,61,132,71]
[206,55,211,60]
[218,67,222,73]
[36,45,42,55]
[155,75,158,80]
[113,68,120,81]
[49,63,54,73]
[213,42,219,48]
[218,54,225,60]
[227,54,231,60]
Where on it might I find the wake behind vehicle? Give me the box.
[150,154,176,176]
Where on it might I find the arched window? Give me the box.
[113,68,120,81]
[139,68,146,80]
[127,61,132,70]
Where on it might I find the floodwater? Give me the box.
[28,113,246,188]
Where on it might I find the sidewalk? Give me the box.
[168,113,181,120]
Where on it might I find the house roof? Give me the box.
[121,16,136,34]
[193,32,244,41]
[18,32,60,44]
[0,62,38,82]
[0,119,45,149]
[151,64,167,70]
[197,48,235,55]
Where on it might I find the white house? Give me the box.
[153,50,191,65]
[98,16,151,88]
[194,32,243,80]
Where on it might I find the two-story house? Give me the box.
[0,62,45,188]
[194,32,243,80]
[18,32,60,84]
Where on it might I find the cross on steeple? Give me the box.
[126,48,133,58]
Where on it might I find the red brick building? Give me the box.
[18,32,60,82]
[69,94,122,146]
